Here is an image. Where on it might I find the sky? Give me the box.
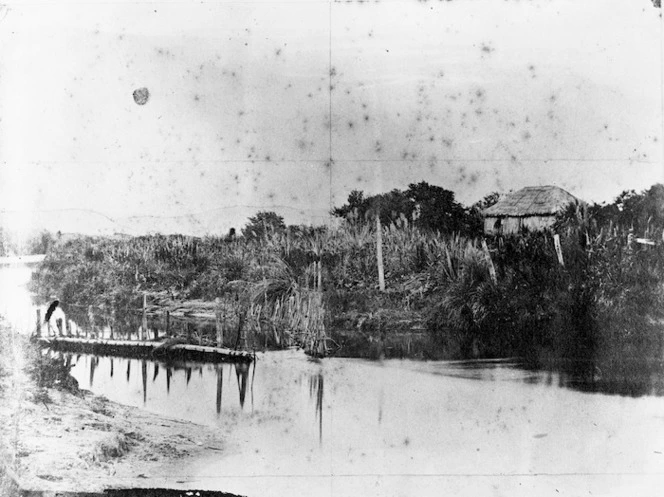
[1,0,663,236]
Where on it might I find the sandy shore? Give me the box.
[0,330,242,495]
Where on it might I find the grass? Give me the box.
[28,215,664,365]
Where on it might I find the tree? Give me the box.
[371,189,415,225]
[463,192,503,238]
[332,181,469,234]
[406,181,467,233]
[242,211,286,240]
[331,190,366,221]
[28,230,56,255]
[472,192,501,211]
[637,183,664,235]
[332,188,414,226]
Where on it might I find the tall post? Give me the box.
[141,293,147,341]
[165,310,171,337]
[317,260,323,292]
[376,214,385,292]
[35,309,42,337]
[553,234,565,267]
[215,300,223,348]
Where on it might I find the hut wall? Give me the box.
[484,217,500,234]
[484,215,556,235]
[521,215,556,232]
[501,217,523,234]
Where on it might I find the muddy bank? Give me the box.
[0,323,247,496]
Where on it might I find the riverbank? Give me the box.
[4,318,664,497]
[29,218,664,364]
[0,321,245,495]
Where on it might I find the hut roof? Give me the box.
[482,185,580,218]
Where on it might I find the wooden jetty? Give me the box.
[38,337,254,363]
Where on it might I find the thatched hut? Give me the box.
[482,185,582,235]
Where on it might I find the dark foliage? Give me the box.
[241,211,286,240]
[332,181,477,236]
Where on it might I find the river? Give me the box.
[2,262,664,497]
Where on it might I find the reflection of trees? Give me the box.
[309,373,324,444]
[558,360,664,397]
[29,350,79,392]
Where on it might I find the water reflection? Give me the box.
[141,360,147,403]
[309,373,324,444]
[398,357,664,398]
[235,363,250,408]
[49,347,664,469]
[89,355,98,387]
[75,352,254,416]
[216,366,223,415]
[60,348,664,438]
[549,359,664,397]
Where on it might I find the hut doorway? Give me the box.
[493,219,502,234]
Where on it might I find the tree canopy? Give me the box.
[332,181,471,234]
[242,211,286,240]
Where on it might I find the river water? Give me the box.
[2,263,664,497]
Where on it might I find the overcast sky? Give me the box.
[1,0,662,235]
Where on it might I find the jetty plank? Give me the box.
[37,337,253,362]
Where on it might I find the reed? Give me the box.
[29,205,664,361]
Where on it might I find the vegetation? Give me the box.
[28,183,664,370]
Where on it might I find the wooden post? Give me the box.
[141,294,147,341]
[165,310,171,337]
[481,239,498,285]
[553,234,565,267]
[35,309,42,337]
[376,215,385,291]
[215,302,223,348]
[317,260,323,292]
